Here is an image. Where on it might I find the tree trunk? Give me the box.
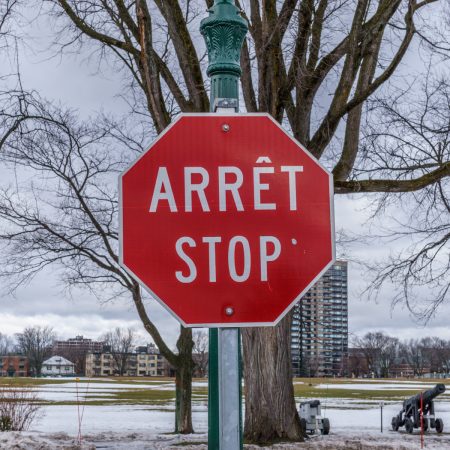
[242,313,303,444]
[35,361,42,377]
[175,326,194,434]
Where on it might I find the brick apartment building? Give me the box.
[0,355,29,377]
[53,335,104,354]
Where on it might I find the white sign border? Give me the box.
[119,113,336,328]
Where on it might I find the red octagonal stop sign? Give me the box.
[119,114,334,327]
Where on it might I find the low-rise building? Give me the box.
[85,347,169,377]
[85,352,113,377]
[42,356,75,376]
[135,352,166,377]
[0,356,29,377]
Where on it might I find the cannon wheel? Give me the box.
[391,417,399,431]
[322,418,330,435]
[435,418,444,434]
[405,418,414,434]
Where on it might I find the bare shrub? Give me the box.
[0,386,42,431]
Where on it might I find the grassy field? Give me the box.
[1,376,449,406]
[293,378,450,402]
[0,376,198,406]
[0,376,173,386]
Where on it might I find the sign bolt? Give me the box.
[225,307,234,316]
[222,124,230,132]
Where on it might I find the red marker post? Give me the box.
[421,393,424,449]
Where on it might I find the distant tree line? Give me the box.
[350,332,450,378]
[1,326,138,376]
[0,326,130,376]
[1,327,209,378]
[0,327,55,377]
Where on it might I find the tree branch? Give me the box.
[335,161,450,193]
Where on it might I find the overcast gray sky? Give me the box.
[0,6,449,349]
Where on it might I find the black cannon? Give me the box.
[391,383,445,434]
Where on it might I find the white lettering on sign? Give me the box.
[218,167,244,211]
[175,237,197,283]
[253,167,276,210]
[228,236,251,282]
[202,236,221,282]
[149,167,177,212]
[175,236,281,283]
[149,165,304,212]
[281,166,303,210]
[184,167,210,212]
[260,236,281,281]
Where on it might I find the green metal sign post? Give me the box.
[200,2,248,449]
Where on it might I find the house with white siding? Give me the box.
[42,356,75,376]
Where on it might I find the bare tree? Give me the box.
[354,332,382,377]
[404,336,450,377]
[0,333,14,356]
[0,0,17,45]
[192,330,208,378]
[5,0,450,442]
[402,338,430,376]
[0,386,42,431]
[363,75,450,322]
[301,353,322,378]
[352,333,450,377]
[102,327,136,376]
[429,337,450,375]
[354,331,399,378]
[15,326,55,376]
[378,336,399,378]
[347,348,368,378]
[0,94,194,432]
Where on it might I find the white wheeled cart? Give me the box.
[298,400,330,435]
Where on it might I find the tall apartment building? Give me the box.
[53,335,104,354]
[53,336,105,375]
[291,260,348,377]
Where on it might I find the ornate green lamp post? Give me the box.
[201,0,248,110]
[200,2,248,449]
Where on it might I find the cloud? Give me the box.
[0,269,180,348]
[0,6,447,350]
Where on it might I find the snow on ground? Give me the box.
[2,379,450,449]
[30,404,207,435]
[348,379,448,384]
[2,379,181,402]
[316,382,450,391]
[2,430,450,449]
